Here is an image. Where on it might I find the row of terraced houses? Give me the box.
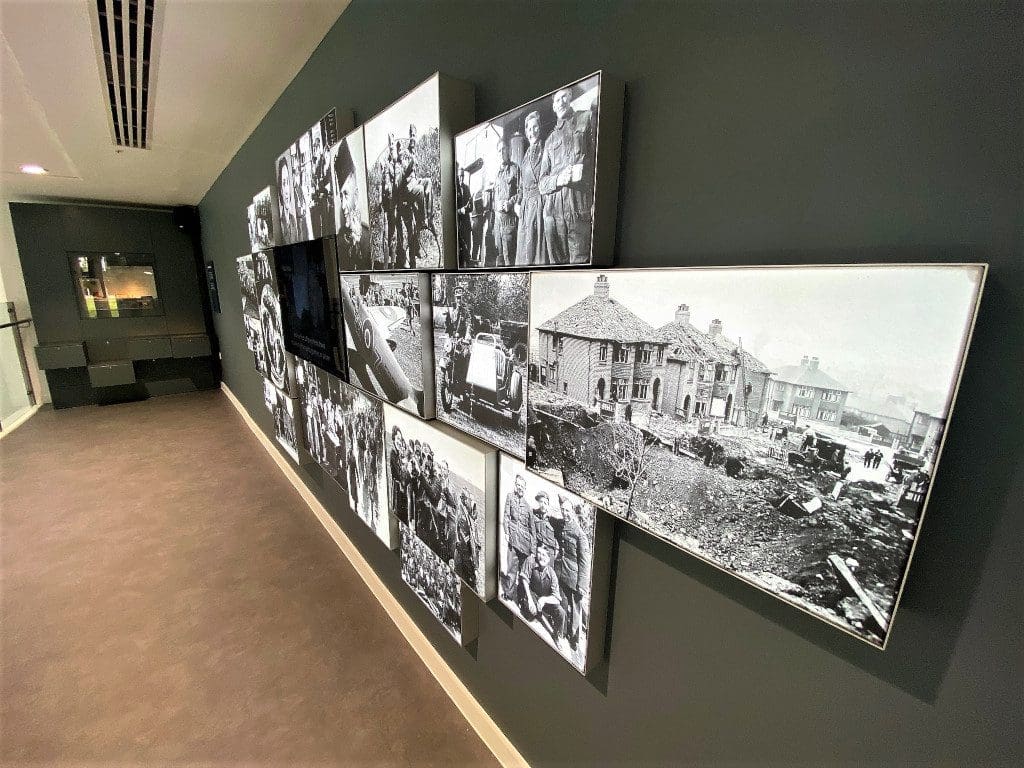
[534,275,852,428]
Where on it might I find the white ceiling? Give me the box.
[0,0,350,206]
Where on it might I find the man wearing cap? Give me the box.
[502,473,535,601]
[518,541,566,644]
[538,86,596,265]
[516,111,546,265]
[452,488,479,591]
[333,139,371,271]
[554,496,591,650]
[491,135,521,267]
[456,169,472,263]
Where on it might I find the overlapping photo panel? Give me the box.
[236,254,260,356]
[250,186,282,252]
[498,454,613,674]
[363,72,475,271]
[296,359,396,549]
[253,249,297,397]
[454,71,623,270]
[263,379,303,464]
[400,522,480,646]
[526,265,985,648]
[431,272,529,457]
[341,272,434,418]
[330,126,372,272]
[384,403,498,601]
[275,108,343,246]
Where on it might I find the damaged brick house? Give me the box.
[535,275,772,426]
[767,356,850,424]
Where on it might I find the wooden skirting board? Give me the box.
[221,382,528,768]
[0,403,42,439]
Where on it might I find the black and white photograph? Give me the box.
[385,404,497,600]
[263,379,302,464]
[454,72,622,270]
[330,126,371,272]
[341,272,434,418]
[296,360,394,547]
[250,186,282,251]
[498,455,611,674]
[400,523,478,645]
[246,202,258,253]
[364,73,474,271]
[236,254,259,355]
[276,108,340,245]
[527,266,985,647]
[253,249,296,395]
[431,272,529,456]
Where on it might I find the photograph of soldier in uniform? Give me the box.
[400,523,464,643]
[275,109,339,245]
[236,253,258,330]
[263,380,302,464]
[330,127,371,272]
[364,76,443,270]
[498,455,605,673]
[385,404,496,599]
[527,266,985,648]
[455,73,603,269]
[253,250,295,395]
[341,272,434,418]
[296,360,393,546]
[251,186,281,251]
[431,272,529,456]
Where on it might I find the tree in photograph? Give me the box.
[589,421,658,519]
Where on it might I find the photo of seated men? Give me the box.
[455,73,600,268]
[499,457,596,670]
[387,424,482,592]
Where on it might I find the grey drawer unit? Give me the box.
[170,334,211,358]
[85,338,129,363]
[87,361,136,387]
[127,336,173,360]
[35,342,87,369]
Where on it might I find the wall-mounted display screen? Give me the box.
[70,253,163,319]
[273,237,345,378]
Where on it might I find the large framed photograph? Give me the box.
[385,403,497,601]
[249,186,282,252]
[341,272,434,418]
[296,360,395,548]
[263,379,303,464]
[498,455,612,674]
[275,108,347,245]
[273,237,345,378]
[431,272,529,456]
[526,265,986,648]
[330,126,372,272]
[400,523,479,646]
[363,72,474,271]
[236,254,260,352]
[253,250,296,396]
[454,72,623,270]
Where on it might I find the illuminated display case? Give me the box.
[70,253,163,319]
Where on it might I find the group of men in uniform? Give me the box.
[388,425,481,591]
[378,126,435,269]
[277,121,337,246]
[502,473,592,652]
[400,526,461,637]
[457,86,596,267]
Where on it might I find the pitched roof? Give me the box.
[657,321,772,374]
[772,363,849,391]
[844,393,915,422]
[537,294,659,343]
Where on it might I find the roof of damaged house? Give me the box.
[772,360,850,391]
[657,321,773,374]
[537,294,659,343]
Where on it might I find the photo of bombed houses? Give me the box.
[527,266,984,646]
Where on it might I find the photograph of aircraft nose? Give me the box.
[341,272,435,418]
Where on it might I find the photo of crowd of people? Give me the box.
[431,272,529,455]
[455,73,601,269]
[248,186,281,252]
[341,273,433,418]
[364,76,444,270]
[264,379,302,464]
[331,127,372,272]
[498,456,601,672]
[254,250,294,394]
[296,360,392,546]
[385,404,494,598]
[276,109,340,246]
[400,523,464,643]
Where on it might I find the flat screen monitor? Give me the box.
[273,236,345,377]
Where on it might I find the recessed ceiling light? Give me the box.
[19,164,48,175]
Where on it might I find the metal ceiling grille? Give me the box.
[94,0,155,149]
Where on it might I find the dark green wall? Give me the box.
[199,2,1023,765]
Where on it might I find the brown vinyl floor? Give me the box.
[0,391,498,767]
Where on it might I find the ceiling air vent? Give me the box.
[93,0,156,149]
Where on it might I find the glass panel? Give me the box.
[70,253,163,318]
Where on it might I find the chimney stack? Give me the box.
[809,356,820,371]
[800,355,809,367]
[709,318,723,337]
[594,274,610,299]
[675,304,691,324]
